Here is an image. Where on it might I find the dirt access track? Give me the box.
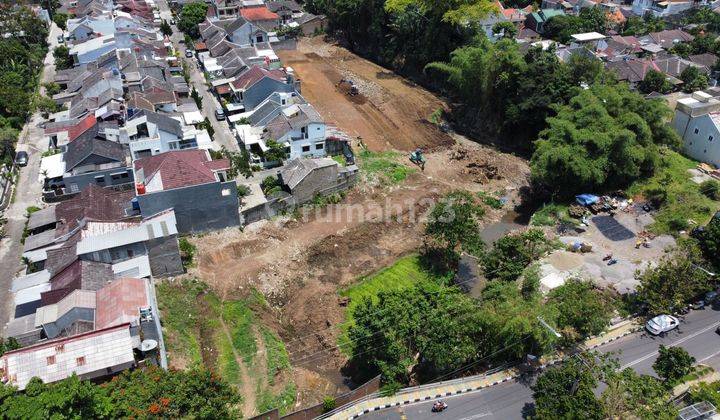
[278,37,453,152]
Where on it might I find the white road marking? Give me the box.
[621,321,720,369]
[458,412,493,420]
[698,348,720,363]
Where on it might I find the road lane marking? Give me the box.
[458,412,493,420]
[621,321,720,369]
[699,348,720,363]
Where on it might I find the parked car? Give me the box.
[185,49,194,58]
[646,314,679,335]
[56,35,64,44]
[706,290,718,303]
[14,151,28,166]
[215,108,226,121]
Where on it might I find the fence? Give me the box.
[250,376,381,420]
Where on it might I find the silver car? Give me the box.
[646,314,679,335]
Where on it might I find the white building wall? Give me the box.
[674,113,720,167]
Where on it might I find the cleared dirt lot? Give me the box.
[278,38,453,152]
[184,38,531,408]
[190,137,530,403]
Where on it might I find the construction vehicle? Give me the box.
[337,79,359,96]
[409,148,426,171]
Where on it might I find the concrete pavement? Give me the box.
[0,23,61,327]
[360,307,720,420]
[156,0,239,152]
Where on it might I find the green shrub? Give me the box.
[322,396,337,413]
[699,180,720,200]
[178,237,197,268]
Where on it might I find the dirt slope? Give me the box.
[278,38,453,152]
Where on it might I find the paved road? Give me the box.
[365,307,720,420]
[156,0,239,152]
[0,23,61,328]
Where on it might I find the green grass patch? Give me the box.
[331,154,346,166]
[357,149,414,185]
[530,203,573,226]
[222,300,257,363]
[627,150,717,234]
[260,326,290,385]
[216,326,242,387]
[337,255,442,353]
[257,382,297,416]
[156,280,205,367]
[477,191,504,209]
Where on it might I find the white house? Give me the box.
[103,110,212,159]
[672,91,720,167]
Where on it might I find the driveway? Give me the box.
[156,0,239,152]
[0,22,61,328]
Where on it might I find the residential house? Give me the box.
[632,0,694,17]
[278,157,358,204]
[240,6,281,32]
[672,91,720,167]
[69,34,117,65]
[267,1,302,24]
[640,29,694,50]
[41,132,133,199]
[294,13,327,35]
[66,16,116,43]
[133,150,241,233]
[102,110,211,159]
[261,104,327,160]
[525,9,565,34]
[0,324,137,390]
[224,65,296,113]
[21,185,183,279]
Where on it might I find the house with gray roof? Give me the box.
[262,104,327,160]
[42,134,133,199]
[278,157,358,204]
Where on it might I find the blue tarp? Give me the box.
[576,194,600,206]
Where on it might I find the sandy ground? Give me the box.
[278,38,454,152]
[539,209,676,294]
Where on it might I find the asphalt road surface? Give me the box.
[156,0,239,152]
[365,306,720,420]
[0,22,61,327]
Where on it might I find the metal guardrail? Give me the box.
[315,363,515,420]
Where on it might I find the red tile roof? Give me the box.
[95,278,148,329]
[134,150,229,191]
[231,65,286,90]
[240,6,280,21]
[67,114,97,142]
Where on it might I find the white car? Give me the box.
[646,314,679,335]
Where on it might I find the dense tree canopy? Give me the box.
[544,8,608,44]
[0,367,241,418]
[636,243,712,315]
[653,345,695,383]
[424,190,485,269]
[178,2,209,39]
[530,84,679,196]
[482,229,550,282]
[697,214,720,269]
[533,355,608,419]
[348,282,487,384]
[546,279,613,343]
[638,70,673,95]
[0,6,49,162]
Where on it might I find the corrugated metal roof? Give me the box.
[0,324,134,390]
[34,289,96,326]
